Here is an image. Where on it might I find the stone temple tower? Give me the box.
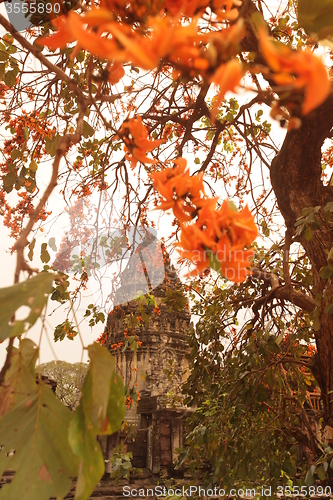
[103,234,192,474]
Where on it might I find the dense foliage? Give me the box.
[0,0,333,498]
[38,360,88,409]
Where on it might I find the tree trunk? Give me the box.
[270,97,333,426]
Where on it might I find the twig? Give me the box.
[0,14,84,98]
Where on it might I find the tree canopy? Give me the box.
[38,360,88,409]
[1,0,333,498]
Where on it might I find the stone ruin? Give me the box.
[101,236,193,476]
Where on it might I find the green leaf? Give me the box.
[4,70,16,87]
[228,200,238,212]
[313,316,320,331]
[317,465,326,480]
[48,237,57,252]
[45,134,60,157]
[107,372,126,431]
[83,120,95,138]
[301,207,314,216]
[76,50,85,62]
[255,109,263,121]
[28,238,36,262]
[3,171,16,193]
[40,243,50,264]
[54,320,77,342]
[0,339,38,414]
[88,343,116,429]
[87,342,125,433]
[304,468,315,486]
[68,342,125,500]
[0,50,8,62]
[324,201,333,212]
[276,332,285,346]
[121,460,132,470]
[22,127,29,142]
[0,63,5,81]
[10,149,22,160]
[319,265,333,279]
[4,41,17,54]
[68,403,105,500]
[130,339,139,352]
[208,252,221,273]
[0,272,55,341]
[0,341,79,500]
[298,0,333,39]
[29,160,38,173]
[304,226,313,240]
[261,220,270,237]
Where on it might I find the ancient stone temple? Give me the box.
[102,235,192,475]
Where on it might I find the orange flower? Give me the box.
[97,332,107,344]
[175,197,257,281]
[39,10,119,59]
[152,159,257,281]
[180,221,215,250]
[216,237,255,282]
[165,0,241,20]
[38,4,245,88]
[150,157,188,197]
[257,26,331,115]
[177,223,255,281]
[120,116,164,168]
[210,59,244,122]
[68,11,119,60]
[213,0,242,21]
[177,227,211,275]
[214,201,258,247]
[105,21,161,69]
[107,62,125,84]
[165,0,208,17]
[39,9,213,74]
[151,158,205,221]
[38,14,75,49]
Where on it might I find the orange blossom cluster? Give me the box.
[119,116,164,168]
[39,8,246,123]
[151,158,258,282]
[39,2,331,122]
[257,25,331,116]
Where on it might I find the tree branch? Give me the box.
[0,14,84,98]
[251,268,315,312]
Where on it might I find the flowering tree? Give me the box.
[0,0,333,497]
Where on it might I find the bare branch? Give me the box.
[0,14,84,98]
[251,268,315,312]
